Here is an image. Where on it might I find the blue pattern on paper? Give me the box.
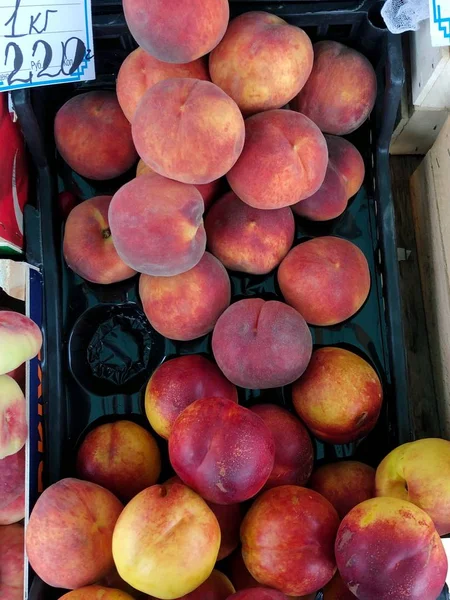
[433,0,450,39]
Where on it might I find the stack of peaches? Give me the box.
[3,1,449,600]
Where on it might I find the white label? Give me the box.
[429,0,450,47]
[0,0,95,92]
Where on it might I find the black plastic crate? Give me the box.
[13,1,440,598]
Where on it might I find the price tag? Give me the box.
[0,0,95,92]
[429,0,450,47]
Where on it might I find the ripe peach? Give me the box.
[145,354,238,440]
[112,483,220,599]
[108,173,206,276]
[122,0,229,63]
[133,79,245,185]
[227,110,328,209]
[209,12,313,115]
[250,405,313,489]
[323,573,357,600]
[205,192,295,275]
[293,41,377,135]
[212,298,312,389]
[0,492,24,525]
[26,478,123,589]
[375,437,450,535]
[326,135,365,199]
[54,91,137,180]
[76,420,161,502]
[0,375,27,459]
[0,524,24,600]
[293,347,382,444]
[63,196,136,284]
[0,447,24,514]
[0,311,42,375]
[117,48,210,121]
[335,497,447,600]
[139,252,230,341]
[241,486,339,596]
[147,570,235,600]
[136,160,223,211]
[169,397,275,504]
[60,587,136,600]
[309,461,375,518]
[278,237,371,326]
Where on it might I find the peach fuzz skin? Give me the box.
[60,587,136,600]
[241,485,339,597]
[309,460,375,518]
[278,237,371,326]
[209,11,313,115]
[0,375,27,460]
[139,252,231,341]
[117,48,210,121]
[250,404,314,489]
[54,91,137,180]
[0,447,24,513]
[76,420,161,502]
[0,492,25,525]
[205,191,295,275]
[136,160,223,211]
[63,195,136,285]
[293,41,377,135]
[122,0,229,64]
[26,478,123,590]
[108,173,206,277]
[0,310,42,375]
[169,398,275,504]
[212,298,312,389]
[146,570,235,600]
[375,437,450,535]
[132,78,245,185]
[227,109,328,210]
[145,354,238,440]
[0,524,24,600]
[335,497,447,600]
[292,347,383,445]
[112,483,221,599]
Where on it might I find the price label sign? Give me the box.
[429,0,450,47]
[0,0,95,92]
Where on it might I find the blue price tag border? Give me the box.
[432,0,450,41]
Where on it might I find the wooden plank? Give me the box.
[390,156,441,438]
[390,107,449,155]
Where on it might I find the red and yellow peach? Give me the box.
[0,311,42,375]
[0,524,24,600]
[0,375,27,459]
[147,570,235,600]
[60,587,135,600]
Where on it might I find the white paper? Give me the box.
[0,0,95,92]
[429,0,450,47]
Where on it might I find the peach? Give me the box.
[76,420,161,502]
[293,347,382,444]
[117,48,210,121]
[122,0,229,63]
[132,79,245,185]
[166,475,242,560]
[293,41,377,135]
[147,570,235,600]
[205,192,295,274]
[54,91,138,180]
[26,478,123,589]
[241,486,339,596]
[0,524,24,600]
[0,375,27,459]
[278,237,371,326]
[212,298,312,389]
[209,12,313,115]
[250,405,313,489]
[169,398,275,504]
[60,587,136,600]
[335,497,447,600]
[0,492,24,525]
[323,573,356,600]
[139,252,230,341]
[375,437,450,535]
[63,196,136,284]
[0,310,42,375]
[309,461,375,519]
[227,110,327,209]
[293,135,365,221]
[136,160,222,211]
[112,483,220,598]
[227,590,288,600]
[145,354,237,440]
[108,173,206,276]
[0,447,24,513]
